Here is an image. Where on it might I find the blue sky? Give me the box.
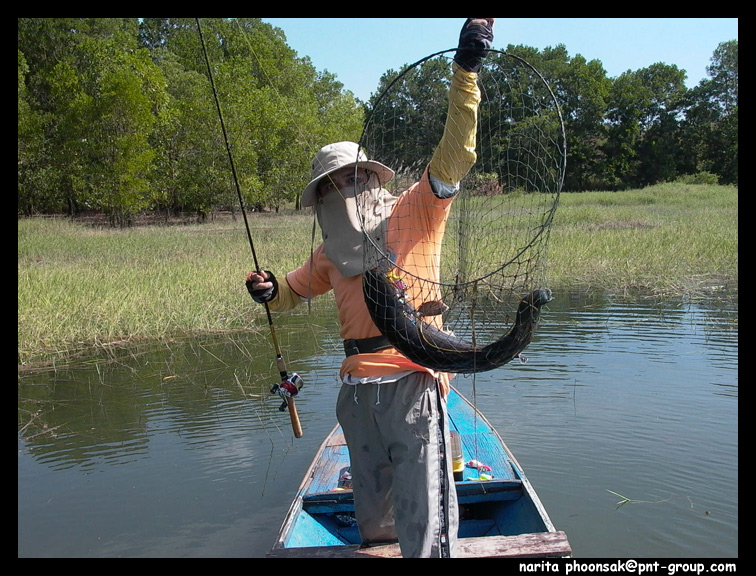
[261,18,738,101]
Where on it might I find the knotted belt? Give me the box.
[343,335,392,357]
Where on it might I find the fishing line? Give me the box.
[196,18,303,438]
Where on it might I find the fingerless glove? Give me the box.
[454,18,494,73]
[246,270,279,304]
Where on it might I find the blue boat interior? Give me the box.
[283,390,549,548]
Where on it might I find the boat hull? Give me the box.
[268,387,570,558]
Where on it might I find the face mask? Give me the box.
[315,175,397,277]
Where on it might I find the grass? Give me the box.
[548,183,738,296]
[17,182,738,367]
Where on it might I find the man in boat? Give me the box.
[246,18,493,558]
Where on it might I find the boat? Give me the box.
[267,387,571,558]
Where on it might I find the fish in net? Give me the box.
[357,49,566,374]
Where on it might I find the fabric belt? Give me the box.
[343,335,392,357]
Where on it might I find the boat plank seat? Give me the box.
[267,530,572,558]
[456,478,523,503]
[302,489,354,514]
[303,476,524,516]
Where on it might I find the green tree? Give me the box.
[44,54,93,214]
[18,50,50,214]
[18,19,166,222]
[603,63,687,188]
[51,33,166,224]
[535,46,610,191]
[677,40,738,184]
[633,63,688,186]
[18,18,91,214]
[480,47,565,192]
[704,40,737,184]
[148,50,228,220]
[86,45,167,225]
[707,40,738,114]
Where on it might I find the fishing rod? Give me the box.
[196,18,303,438]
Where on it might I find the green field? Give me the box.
[18,182,738,366]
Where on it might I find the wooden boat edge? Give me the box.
[268,530,571,558]
[272,422,343,550]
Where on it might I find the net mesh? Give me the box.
[358,50,565,374]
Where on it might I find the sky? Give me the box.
[261,18,738,101]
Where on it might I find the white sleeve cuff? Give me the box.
[429,173,460,199]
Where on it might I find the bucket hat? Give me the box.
[301,141,394,207]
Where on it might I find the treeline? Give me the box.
[18,18,365,225]
[18,18,738,226]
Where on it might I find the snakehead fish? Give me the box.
[363,268,552,374]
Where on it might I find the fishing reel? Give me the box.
[271,373,303,412]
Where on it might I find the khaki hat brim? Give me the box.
[301,161,394,207]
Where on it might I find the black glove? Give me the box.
[246,270,279,304]
[454,18,495,73]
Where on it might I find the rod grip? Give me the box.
[286,397,304,438]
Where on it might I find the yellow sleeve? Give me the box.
[429,62,482,189]
[267,276,304,312]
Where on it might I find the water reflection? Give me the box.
[18,292,737,558]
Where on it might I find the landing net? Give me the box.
[359,50,566,374]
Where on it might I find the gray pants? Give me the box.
[336,372,458,558]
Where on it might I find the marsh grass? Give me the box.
[18,211,318,365]
[18,183,737,366]
[549,183,738,296]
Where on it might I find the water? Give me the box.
[17,292,738,558]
